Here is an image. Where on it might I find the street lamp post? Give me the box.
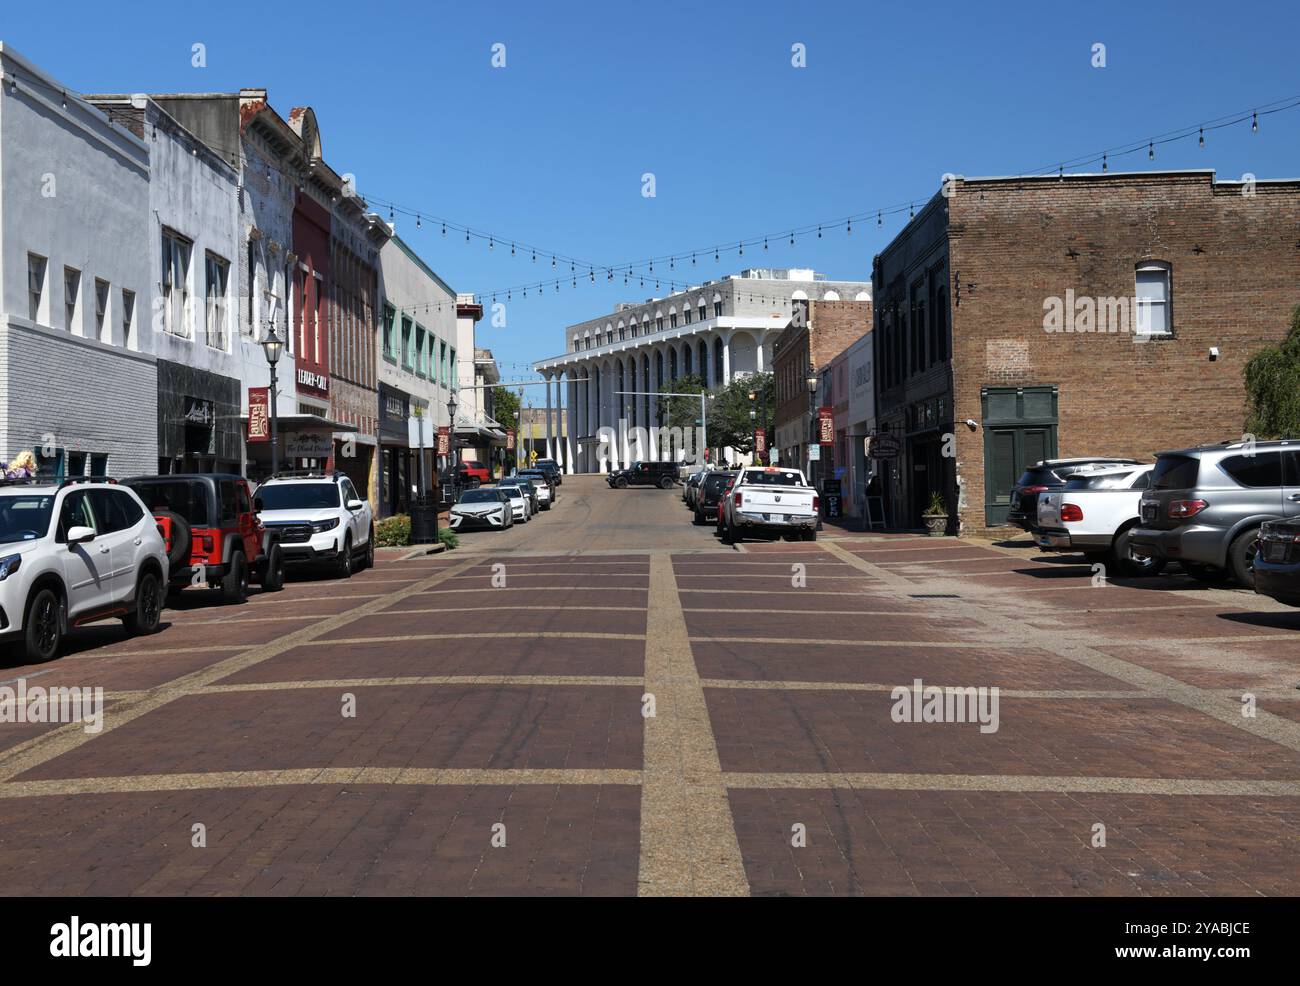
[806,374,820,485]
[261,323,284,477]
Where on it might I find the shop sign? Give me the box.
[436,426,451,456]
[285,431,332,458]
[818,407,835,444]
[247,388,269,443]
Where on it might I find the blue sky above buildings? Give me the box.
[6,0,1298,385]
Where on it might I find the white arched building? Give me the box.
[533,268,872,473]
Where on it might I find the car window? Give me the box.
[1150,455,1200,491]
[459,490,499,503]
[236,483,252,515]
[741,470,806,486]
[0,494,57,544]
[258,483,341,510]
[57,490,98,541]
[219,480,238,523]
[1220,452,1283,488]
[1128,469,1153,490]
[128,480,211,525]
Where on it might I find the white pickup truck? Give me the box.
[1033,463,1163,576]
[721,466,819,543]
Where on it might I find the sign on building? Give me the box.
[506,428,516,452]
[436,426,451,456]
[754,427,767,455]
[818,407,835,444]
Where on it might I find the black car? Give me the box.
[1006,457,1142,530]
[693,470,737,524]
[532,459,563,487]
[608,461,677,489]
[1254,517,1300,606]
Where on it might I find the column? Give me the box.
[564,372,576,474]
[648,348,659,460]
[587,362,598,473]
[544,373,554,460]
[756,336,765,373]
[722,332,732,384]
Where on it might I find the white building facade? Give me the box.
[0,44,157,478]
[533,269,871,473]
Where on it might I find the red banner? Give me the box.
[754,428,767,455]
[436,426,450,456]
[818,406,835,445]
[506,428,516,452]
[247,388,270,443]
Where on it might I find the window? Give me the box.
[57,491,96,542]
[401,317,413,368]
[27,254,46,322]
[440,341,448,386]
[714,299,722,317]
[204,254,229,350]
[67,452,87,477]
[64,267,81,332]
[1220,452,1282,488]
[383,305,396,360]
[698,301,707,322]
[122,289,136,349]
[94,278,110,341]
[683,307,692,324]
[670,312,678,329]
[90,454,108,478]
[656,316,664,332]
[161,231,193,338]
[1135,262,1172,336]
[449,348,457,389]
[415,326,427,376]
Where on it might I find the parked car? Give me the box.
[1031,464,1162,576]
[498,484,531,523]
[720,466,818,543]
[255,471,374,578]
[532,459,563,488]
[458,460,492,485]
[499,477,539,515]
[715,474,738,537]
[1131,439,1300,587]
[515,470,556,508]
[683,467,706,507]
[123,473,285,603]
[609,461,677,489]
[694,470,738,525]
[1253,517,1300,606]
[448,488,514,531]
[1007,457,1143,530]
[0,478,168,660]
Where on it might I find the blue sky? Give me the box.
[6,0,1298,386]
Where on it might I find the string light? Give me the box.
[1252,111,1259,132]
[1199,128,1205,147]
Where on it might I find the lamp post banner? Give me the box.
[436,426,451,456]
[818,406,835,445]
[247,388,270,443]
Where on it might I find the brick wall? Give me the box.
[947,171,1300,531]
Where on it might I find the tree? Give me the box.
[1244,306,1300,439]
[707,371,774,458]
[659,374,706,433]
[493,386,521,435]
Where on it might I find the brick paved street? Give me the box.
[1,476,1298,896]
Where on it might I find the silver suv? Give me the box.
[1130,439,1300,587]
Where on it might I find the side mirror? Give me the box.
[346,499,365,511]
[253,496,265,513]
[67,525,96,547]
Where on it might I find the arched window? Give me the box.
[713,292,723,317]
[822,290,840,301]
[669,306,678,329]
[1135,261,1172,336]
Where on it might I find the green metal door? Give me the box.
[981,387,1058,527]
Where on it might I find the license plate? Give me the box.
[1141,504,1156,520]
[1262,542,1289,563]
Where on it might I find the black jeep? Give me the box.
[608,461,678,489]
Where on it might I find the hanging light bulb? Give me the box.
[714,248,719,263]
[909,203,914,219]
[670,257,675,269]
[61,91,67,109]
[1199,128,1205,148]
[465,229,470,242]
[1252,111,1259,133]
[1148,142,1154,160]
[511,242,516,256]
[441,222,446,236]
[789,232,795,246]
[1102,152,1108,172]
[489,237,494,250]
[649,260,654,273]
[817,226,822,238]
[846,218,852,235]
[738,242,743,256]
[763,237,768,250]
[877,211,883,226]
[1058,165,1064,182]
[417,215,422,228]
[590,268,595,282]
[691,252,696,266]
[551,255,556,268]
[531,249,536,263]
[389,205,395,220]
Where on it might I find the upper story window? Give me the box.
[415,325,427,376]
[94,278,110,343]
[122,289,136,350]
[656,316,664,332]
[669,312,678,329]
[204,253,229,351]
[28,253,46,323]
[64,266,81,333]
[713,298,722,317]
[1135,262,1172,336]
[383,305,396,360]
[401,316,414,368]
[683,307,692,324]
[698,301,707,321]
[161,230,192,338]
[572,335,579,352]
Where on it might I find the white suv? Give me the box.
[255,471,374,578]
[0,479,169,661]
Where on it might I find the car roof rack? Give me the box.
[269,469,345,480]
[0,476,60,488]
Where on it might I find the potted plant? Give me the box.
[922,491,949,537]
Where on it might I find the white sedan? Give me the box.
[448,489,514,531]
[498,484,531,522]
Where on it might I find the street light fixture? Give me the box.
[261,322,284,476]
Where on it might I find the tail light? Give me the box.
[1022,485,1049,494]
[812,495,820,512]
[1169,499,1208,519]
[733,492,743,507]
[1060,503,1083,522]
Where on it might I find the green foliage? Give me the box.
[438,527,459,550]
[1244,306,1300,439]
[706,371,774,457]
[660,374,706,432]
[494,387,522,435]
[375,514,411,547]
[924,491,948,516]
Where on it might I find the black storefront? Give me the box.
[157,359,242,475]
[378,383,414,518]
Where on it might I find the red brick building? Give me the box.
[772,298,873,482]
[872,169,1300,532]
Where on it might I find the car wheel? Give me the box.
[362,527,375,570]
[262,544,286,591]
[222,552,249,604]
[1227,527,1261,588]
[123,570,164,634]
[1112,527,1165,578]
[336,536,353,579]
[22,587,64,662]
[659,476,674,489]
[727,518,743,544]
[802,529,818,542]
